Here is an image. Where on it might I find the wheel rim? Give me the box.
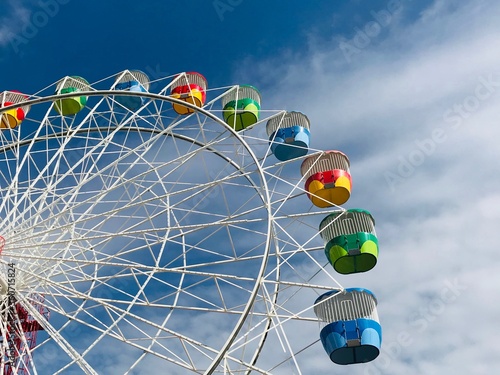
[0,83,346,374]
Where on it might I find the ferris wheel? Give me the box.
[0,70,382,374]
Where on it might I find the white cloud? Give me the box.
[4,1,499,372]
[232,1,500,373]
[0,0,32,46]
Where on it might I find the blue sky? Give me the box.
[1,0,433,90]
[1,0,500,374]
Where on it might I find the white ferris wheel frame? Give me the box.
[0,88,344,375]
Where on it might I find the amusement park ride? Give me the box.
[0,70,382,374]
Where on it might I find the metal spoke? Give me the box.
[0,79,345,374]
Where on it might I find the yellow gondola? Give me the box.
[300,151,351,207]
[170,72,207,115]
[0,91,30,129]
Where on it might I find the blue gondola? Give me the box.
[266,111,310,161]
[314,288,382,365]
[113,70,150,111]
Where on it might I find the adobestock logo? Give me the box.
[213,0,243,22]
[10,0,71,55]
[339,0,411,63]
[443,73,500,130]
[384,128,447,193]
[384,72,500,193]
[364,278,467,375]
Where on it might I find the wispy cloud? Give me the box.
[233,0,500,373]
[0,0,69,55]
[2,1,498,372]
[0,0,32,46]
